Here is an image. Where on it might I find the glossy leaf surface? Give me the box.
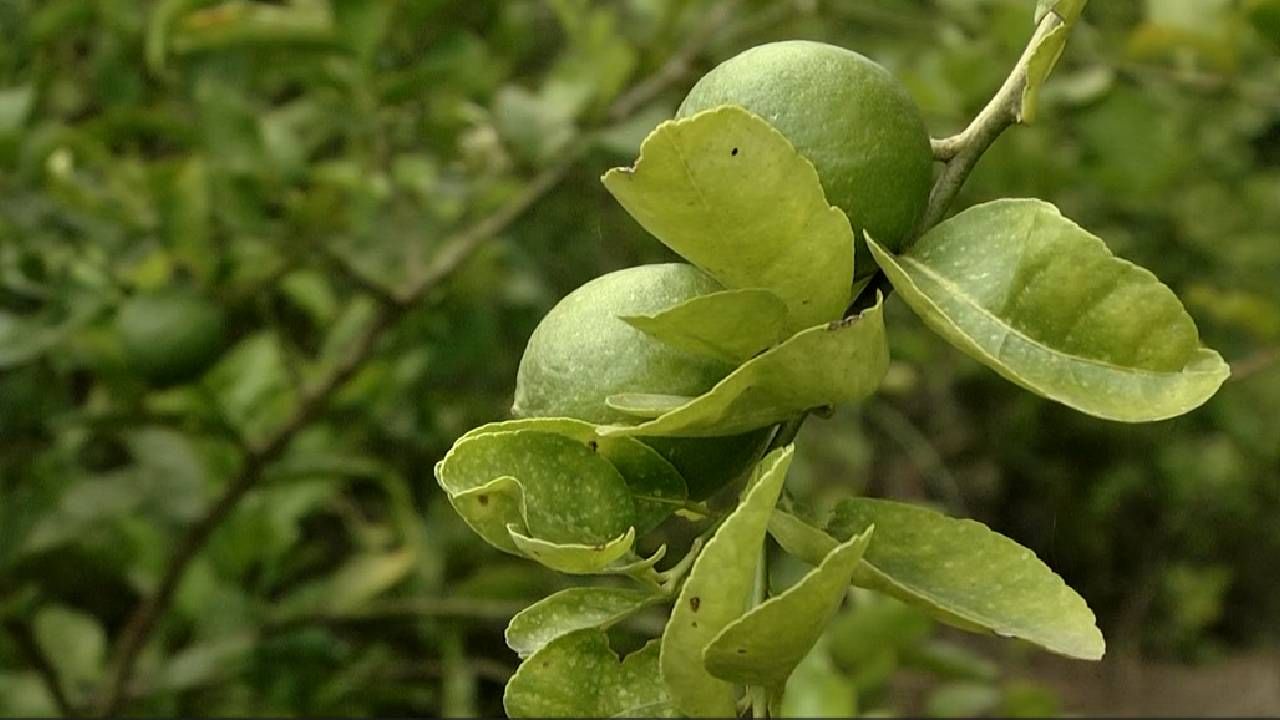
[869,199,1228,422]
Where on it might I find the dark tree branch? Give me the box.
[5,619,77,717]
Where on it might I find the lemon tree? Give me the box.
[435,4,1233,716]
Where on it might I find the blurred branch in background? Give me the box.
[91,2,792,714]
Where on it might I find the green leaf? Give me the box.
[33,605,106,693]
[504,630,676,718]
[603,106,854,332]
[447,476,527,553]
[621,288,790,364]
[704,527,874,688]
[660,447,793,717]
[606,393,693,419]
[601,299,888,438]
[827,498,1105,660]
[779,643,858,719]
[868,200,1228,422]
[506,587,660,659]
[1023,1,1089,122]
[450,418,686,534]
[768,508,839,565]
[436,430,635,546]
[508,525,636,574]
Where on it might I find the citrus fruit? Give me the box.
[514,263,770,499]
[116,289,226,386]
[678,40,934,255]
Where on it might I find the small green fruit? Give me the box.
[514,263,769,499]
[678,40,934,257]
[116,289,226,386]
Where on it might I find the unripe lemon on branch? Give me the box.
[678,40,933,254]
[514,263,767,499]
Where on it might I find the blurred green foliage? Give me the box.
[0,0,1277,716]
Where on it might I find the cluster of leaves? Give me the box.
[431,2,1241,712]
[0,0,1277,717]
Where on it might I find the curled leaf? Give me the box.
[508,525,637,575]
[506,587,660,659]
[869,199,1228,422]
[1023,0,1089,122]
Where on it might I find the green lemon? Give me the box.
[678,40,934,258]
[116,289,226,387]
[514,263,770,499]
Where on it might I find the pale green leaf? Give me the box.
[661,447,794,717]
[869,199,1228,422]
[704,527,874,687]
[770,509,982,634]
[508,525,636,575]
[606,394,694,419]
[506,587,660,659]
[828,498,1105,660]
[504,630,676,718]
[1023,0,1089,122]
[436,430,636,546]
[450,418,686,534]
[601,300,888,438]
[603,106,854,331]
[446,476,526,553]
[621,288,789,364]
[33,605,106,693]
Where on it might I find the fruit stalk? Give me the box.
[920,11,1064,230]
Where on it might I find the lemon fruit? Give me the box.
[678,40,934,255]
[116,289,226,387]
[514,263,770,499]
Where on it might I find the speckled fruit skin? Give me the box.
[116,289,226,387]
[514,263,771,499]
[678,40,934,259]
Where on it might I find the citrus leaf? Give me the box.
[768,508,838,565]
[621,288,789,364]
[704,526,874,687]
[506,587,661,659]
[504,630,676,718]
[1023,1,1089,122]
[436,430,635,546]
[447,476,527,553]
[606,394,694,419]
[868,199,1229,422]
[601,299,888,438]
[603,106,854,332]
[779,643,858,719]
[660,447,793,717]
[770,509,982,633]
[451,418,686,534]
[827,498,1105,660]
[508,525,637,575]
